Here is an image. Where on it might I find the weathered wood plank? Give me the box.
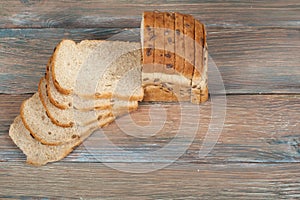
[0,0,299,28]
[1,27,299,94]
[1,94,299,163]
[0,162,300,199]
[0,28,123,93]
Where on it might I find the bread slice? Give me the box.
[183,14,195,80]
[20,93,115,145]
[191,21,209,104]
[9,116,102,166]
[52,40,143,101]
[46,59,116,111]
[164,12,176,74]
[141,11,155,73]
[153,11,165,75]
[39,78,138,127]
[174,12,185,76]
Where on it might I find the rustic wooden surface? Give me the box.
[0,0,299,199]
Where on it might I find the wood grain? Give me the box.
[1,94,299,164]
[1,27,299,94]
[0,0,299,28]
[1,1,299,198]
[1,162,300,199]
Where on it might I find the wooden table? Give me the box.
[1,1,299,199]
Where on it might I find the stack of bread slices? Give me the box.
[9,11,209,166]
[9,40,144,166]
[141,11,208,103]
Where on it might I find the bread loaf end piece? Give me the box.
[191,21,209,104]
[9,116,78,166]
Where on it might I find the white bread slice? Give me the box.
[9,116,101,166]
[46,59,114,111]
[20,93,115,145]
[39,77,138,127]
[52,40,143,101]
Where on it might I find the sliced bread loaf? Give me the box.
[39,77,138,127]
[51,40,143,101]
[142,11,192,102]
[20,93,115,145]
[141,11,208,104]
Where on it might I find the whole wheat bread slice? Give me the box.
[39,77,138,127]
[9,116,97,166]
[51,40,143,101]
[20,93,115,145]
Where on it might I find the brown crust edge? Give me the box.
[20,96,65,146]
[38,78,74,128]
[46,53,69,109]
[51,40,74,95]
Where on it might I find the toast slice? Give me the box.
[20,93,114,145]
[39,78,137,127]
[9,116,108,166]
[52,40,143,101]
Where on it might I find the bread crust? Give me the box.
[193,19,204,81]
[46,57,69,110]
[163,12,176,75]
[38,78,73,128]
[51,40,73,95]
[191,85,209,104]
[20,93,105,145]
[9,115,115,166]
[154,11,165,74]
[142,11,155,73]
[174,12,185,76]
[40,77,139,127]
[191,19,205,104]
[51,40,144,101]
[183,14,195,80]
[143,85,178,102]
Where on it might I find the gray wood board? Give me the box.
[0,162,300,199]
[0,0,299,28]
